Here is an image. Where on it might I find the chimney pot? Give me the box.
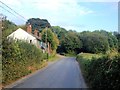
[27,25,32,33]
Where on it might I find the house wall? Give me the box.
[8,28,40,48]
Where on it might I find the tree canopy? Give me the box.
[41,28,59,50]
[60,32,82,54]
[52,26,67,42]
[26,18,51,33]
[2,20,17,38]
[52,26,119,54]
[79,32,109,53]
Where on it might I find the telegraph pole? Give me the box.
[46,26,48,60]
[0,14,6,30]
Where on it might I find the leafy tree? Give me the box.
[26,18,51,33]
[2,20,17,38]
[41,28,59,50]
[94,30,118,50]
[60,32,82,54]
[52,26,67,42]
[114,32,120,52]
[18,25,27,31]
[79,32,109,53]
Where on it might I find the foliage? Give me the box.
[59,32,82,54]
[52,26,82,55]
[2,39,46,85]
[52,27,118,54]
[26,18,51,33]
[2,19,47,85]
[18,25,27,31]
[41,28,59,51]
[114,32,120,52]
[2,20,17,38]
[94,30,118,50]
[76,53,120,89]
[52,26,67,42]
[78,31,111,53]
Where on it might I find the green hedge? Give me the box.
[76,53,120,89]
[2,39,46,85]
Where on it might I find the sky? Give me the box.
[0,0,119,32]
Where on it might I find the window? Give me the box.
[30,40,32,43]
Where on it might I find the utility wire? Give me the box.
[0,1,26,21]
[0,5,26,22]
[0,6,18,18]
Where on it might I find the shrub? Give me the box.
[77,53,120,89]
[2,39,45,85]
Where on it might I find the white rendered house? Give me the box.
[7,28,40,47]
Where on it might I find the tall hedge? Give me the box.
[77,53,120,89]
[2,39,45,85]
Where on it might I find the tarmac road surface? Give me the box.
[6,57,87,88]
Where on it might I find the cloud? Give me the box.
[0,0,118,32]
[0,0,95,27]
[32,0,94,15]
[28,0,94,27]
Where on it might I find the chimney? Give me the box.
[27,24,32,33]
[34,29,39,37]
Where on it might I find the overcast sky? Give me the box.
[0,0,119,32]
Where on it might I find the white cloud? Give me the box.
[0,0,118,31]
[32,0,94,15]
[28,0,95,27]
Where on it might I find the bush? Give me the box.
[2,39,46,85]
[76,53,120,89]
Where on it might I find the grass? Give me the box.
[64,53,77,57]
[77,53,103,61]
[77,51,119,61]
[106,50,119,59]
[48,54,63,61]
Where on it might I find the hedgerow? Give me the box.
[2,39,46,85]
[76,53,120,89]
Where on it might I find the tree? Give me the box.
[26,18,51,33]
[60,32,82,54]
[41,28,59,51]
[79,32,109,53]
[94,30,118,50]
[114,32,120,52]
[18,25,27,31]
[2,20,17,38]
[52,26,67,42]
